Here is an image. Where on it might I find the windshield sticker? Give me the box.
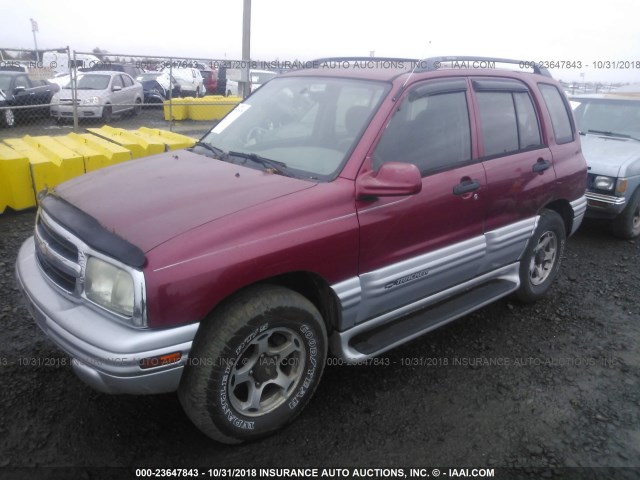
[212,103,251,134]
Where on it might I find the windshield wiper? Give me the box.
[586,129,640,141]
[193,141,225,159]
[228,151,291,176]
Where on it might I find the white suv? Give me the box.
[164,67,204,97]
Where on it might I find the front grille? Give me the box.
[34,212,82,295]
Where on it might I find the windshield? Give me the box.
[200,76,388,180]
[573,98,640,140]
[67,74,111,90]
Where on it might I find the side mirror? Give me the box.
[112,85,123,92]
[13,86,26,95]
[356,162,422,199]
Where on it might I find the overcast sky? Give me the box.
[2,0,640,82]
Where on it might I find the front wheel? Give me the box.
[178,284,328,444]
[1,108,15,128]
[612,188,640,239]
[132,98,142,116]
[515,209,566,303]
[101,105,112,123]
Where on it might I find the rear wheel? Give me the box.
[612,188,640,239]
[515,209,566,303]
[178,284,327,444]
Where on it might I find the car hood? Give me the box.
[53,150,316,252]
[581,134,640,177]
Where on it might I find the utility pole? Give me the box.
[30,18,39,62]
[240,0,251,98]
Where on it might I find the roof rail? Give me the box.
[416,56,552,77]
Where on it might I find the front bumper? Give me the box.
[50,105,104,118]
[585,191,626,219]
[15,236,199,395]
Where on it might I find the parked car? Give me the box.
[0,71,60,127]
[50,71,143,122]
[136,72,181,104]
[16,56,586,444]
[224,69,277,97]
[571,92,640,238]
[163,67,203,97]
[249,69,277,90]
[199,68,218,95]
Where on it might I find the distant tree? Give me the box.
[92,48,108,60]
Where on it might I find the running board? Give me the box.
[330,265,520,361]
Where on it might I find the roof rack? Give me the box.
[415,56,552,77]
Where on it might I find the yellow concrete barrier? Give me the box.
[133,127,197,151]
[0,128,193,213]
[4,135,84,195]
[86,125,165,158]
[57,133,132,172]
[0,143,36,212]
[163,98,191,121]
[188,96,241,121]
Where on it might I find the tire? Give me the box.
[1,108,15,128]
[132,98,142,116]
[515,209,566,303]
[612,188,640,239]
[178,284,328,444]
[102,105,112,123]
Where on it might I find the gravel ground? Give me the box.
[0,210,639,479]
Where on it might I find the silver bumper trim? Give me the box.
[16,237,199,394]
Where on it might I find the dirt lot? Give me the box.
[0,209,639,479]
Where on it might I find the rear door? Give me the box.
[355,78,487,324]
[471,78,554,270]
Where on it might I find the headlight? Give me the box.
[593,176,615,191]
[82,96,101,105]
[85,257,134,317]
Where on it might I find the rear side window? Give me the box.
[538,83,574,144]
[476,90,542,157]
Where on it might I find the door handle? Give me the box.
[453,179,481,195]
[532,159,552,173]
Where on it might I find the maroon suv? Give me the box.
[16,56,587,444]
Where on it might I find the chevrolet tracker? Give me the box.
[16,56,587,444]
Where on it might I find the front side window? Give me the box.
[201,76,388,180]
[373,83,471,175]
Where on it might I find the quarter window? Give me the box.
[539,83,574,144]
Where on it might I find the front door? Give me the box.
[355,78,487,324]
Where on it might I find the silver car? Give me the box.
[572,90,640,238]
[51,71,144,122]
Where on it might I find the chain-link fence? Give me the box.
[0,48,260,141]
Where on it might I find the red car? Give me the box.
[16,56,587,444]
[199,68,218,95]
